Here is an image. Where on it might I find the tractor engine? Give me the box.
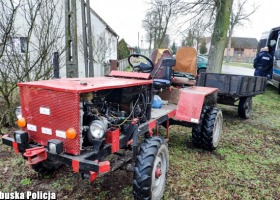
[80,86,150,147]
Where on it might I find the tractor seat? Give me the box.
[152,58,176,89]
[153,79,171,88]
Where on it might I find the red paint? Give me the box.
[23,146,47,165]
[99,161,110,174]
[149,120,157,137]
[20,86,81,155]
[72,160,80,173]
[131,118,139,125]
[89,161,110,182]
[89,171,98,182]
[12,141,19,154]
[166,120,170,142]
[106,128,120,153]
[175,86,218,124]
[18,76,152,94]
[109,70,151,79]
[155,167,162,178]
[126,139,133,146]
[168,110,176,118]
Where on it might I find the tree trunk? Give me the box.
[208,0,233,73]
[149,33,152,56]
[226,27,233,63]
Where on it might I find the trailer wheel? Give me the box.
[202,108,223,151]
[31,160,62,175]
[133,136,169,200]
[238,97,252,119]
[192,106,209,148]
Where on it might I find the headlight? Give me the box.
[14,130,28,144]
[15,106,22,120]
[89,118,108,139]
[47,139,63,154]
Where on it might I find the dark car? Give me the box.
[197,55,208,74]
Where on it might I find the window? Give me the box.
[276,36,280,51]
[234,48,244,56]
[7,37,27,54]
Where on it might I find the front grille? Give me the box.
[20,86,81,155]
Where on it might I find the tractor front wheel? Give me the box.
[133,136,169,200]
[202,108,223,151]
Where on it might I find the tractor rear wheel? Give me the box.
[133,136,169,200]
[192,106,209,148]
[201,108,223,151]
[238,97,252,119]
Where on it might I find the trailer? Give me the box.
[197,73,266,119]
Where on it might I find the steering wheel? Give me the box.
[128,53,154,73]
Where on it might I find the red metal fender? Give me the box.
[175,86,218,124]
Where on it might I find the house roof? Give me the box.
[230,37,258,49]
[205,37,258,49]
[90,9,118,38]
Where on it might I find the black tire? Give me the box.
[133,136,169,200]
[238,97,252,119]
[192,106,209,148]
[201,108,223,151]
[278,83,280,94]
[31,159,62,175]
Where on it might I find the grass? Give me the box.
[0,85,279,199]
[223,61,254,69]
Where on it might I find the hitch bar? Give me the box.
[23,146,47,165]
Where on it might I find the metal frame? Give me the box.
[81,0,94,77]
[65,0,78,78]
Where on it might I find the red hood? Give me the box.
[18,73,152,93]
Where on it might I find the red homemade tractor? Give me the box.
[2,50,223,199]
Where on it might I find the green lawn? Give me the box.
[223,61,254,69]
[0,85,279,199]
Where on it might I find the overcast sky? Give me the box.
[91,0,280,47]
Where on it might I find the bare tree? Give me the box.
[208,0,233,73]
[225,0,258,62]
[142,11,156,54]
[0,0,64,132]
[144,0,185,49]
[78,32,115,63]
[181,18,211,50]
[180,0,233,72]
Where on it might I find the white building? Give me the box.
[7,0,118,78]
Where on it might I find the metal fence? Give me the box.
[93,59,129,76]
[93,63,111,76]
[224,56,255,63]
[118,58,129,71]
